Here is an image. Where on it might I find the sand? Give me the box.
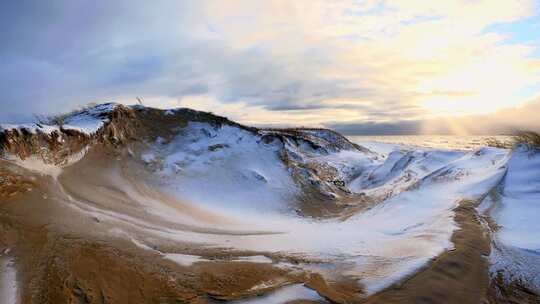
[1,142,538,303]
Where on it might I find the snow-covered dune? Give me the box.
[1,103,538,302]
[479,145,540,292]
[118,118,510,293]
[143,122,300,215]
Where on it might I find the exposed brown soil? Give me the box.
[38,241,303,303]
[1,204,308,304]
[305,273,363,304]
[0,164,36,199]
[487,273,540,304]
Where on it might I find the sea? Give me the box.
[348,135,513,151]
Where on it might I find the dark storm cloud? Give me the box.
[327,98,540,135]
[327,121,423,135]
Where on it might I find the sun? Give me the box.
[418,70,526,116]
[420,90,523,117]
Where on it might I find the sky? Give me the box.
[1,0,540,134]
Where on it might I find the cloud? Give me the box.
[0,0,539,134]
[327,96,540,135]
[328,121,423,136]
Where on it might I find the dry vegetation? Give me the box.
[513,131,540,150]
[485,131,540,150]
[485,137,513,149]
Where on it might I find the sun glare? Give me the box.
[421,96,498,116]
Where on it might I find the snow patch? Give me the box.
[153,122,300,215]
[62,103,117,134]
[163,253,203,267]
[233,284,323,304]
[234,255,273,264]
[141,152,156,163]
[5,147,89,179]
[7,155,63,178]
[0,257,20,304]
[0,123,60,135]
[486,146,540,291]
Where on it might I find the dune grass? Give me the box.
[485,131,540,150]
[33,102,100,126]
[485,137,513,149]
[513,131,540,150]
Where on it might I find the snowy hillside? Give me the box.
[0,103,539,303]
[479,145,540,293]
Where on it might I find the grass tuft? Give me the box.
[513,131,540,150]
[485,137,513,149]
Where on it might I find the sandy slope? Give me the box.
[1,104,539,303]
[365,199,491,304]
